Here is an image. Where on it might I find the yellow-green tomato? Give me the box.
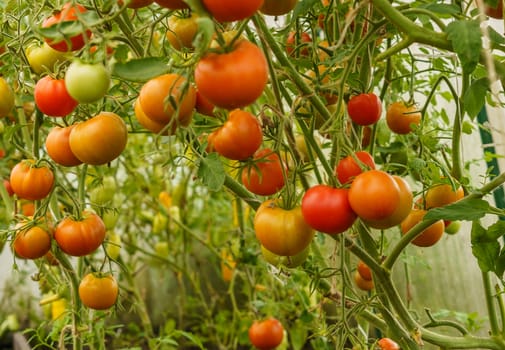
[26,42,68,75]
[0,77,15,117]
[261,244,309,268]
[65,61,111,103]
[445,221,461,235]
[105,231,121,260]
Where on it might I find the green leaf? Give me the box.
[495,248,505,278]
[420,3,461,16]
[463,78,489,120]
[424,198,489,222]
[112,57,171,82]
[472,241,500,272]
[445,20,482,73]
[197,153,225,192]
[486,220,505,241]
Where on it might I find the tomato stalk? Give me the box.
[483,271,501,336]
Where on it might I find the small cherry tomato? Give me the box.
[347,92,382,126]
[386,101,422,134]
[34,76,78,117]
[241,149,286,196]
[335,151,376,184]
[378,337,401,350]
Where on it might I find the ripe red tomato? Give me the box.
[13,222,52,259]
[134,99,169,135]
[400,209,445,247]
[195,90,215,117]
[241,149,286,196]
[45,125,83,167]
[424,182,464,209]
[301,185,357,234]
[139,73,196,126]
[201,0,264,22]
[347,92,382,126]
[386,101,422,134]
[357,260,372,281]
[54,212,106,256]
[10,160,55,201]
[210,109,263,160]
[260,0,298,15]
[154,0,189,9]
[286,31,312,57]
[335,151,376,184]
[248,317,284,350]
[254,199,314,256]
[348,170,401,222]
[363,175,413,229]
[378,337,401,350]
[78,273,119,310]
[42,3,92,52]
[65,61,110,103]
[34,76,78,117]
[195,39,268,110]
[69,112,128,165]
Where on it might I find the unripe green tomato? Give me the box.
[152,212,168,235]
[89,176,116,205]
[102,209,119,230]
[261,244,310,268]
[155,241,169,257]
[445,221,461,235]
[65,61,111,103]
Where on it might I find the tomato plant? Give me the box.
[69,112,128,165]
[34,76,78,117]
[10,160,54,201]
[386,101,422,134]
[41,2,92,52]
[347,92,382,126]
[195,39,268,109]
[348,170,401,222]
[301,185,357,234]
[64,61,110,103]
[138,73,196,126]
[118,0,154,8]
[400,209,445,247]
[13,222,52,260]
[201,0,264,22]
[254,199,314,256]
[335,151,376,184]
[78,273,119,310]
[210,109,263,161]
[54,212,106,256]
[45,125,83,167]
[241,148,286,196]
[248,317,284,350]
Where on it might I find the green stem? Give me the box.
[483,271,501,336]
[114,11,144,57]
[223,174,261,211]
[32,109,43,159]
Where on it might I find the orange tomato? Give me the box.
[45,125,83,167]
[424,182,464,209]
[400,209,445,247]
